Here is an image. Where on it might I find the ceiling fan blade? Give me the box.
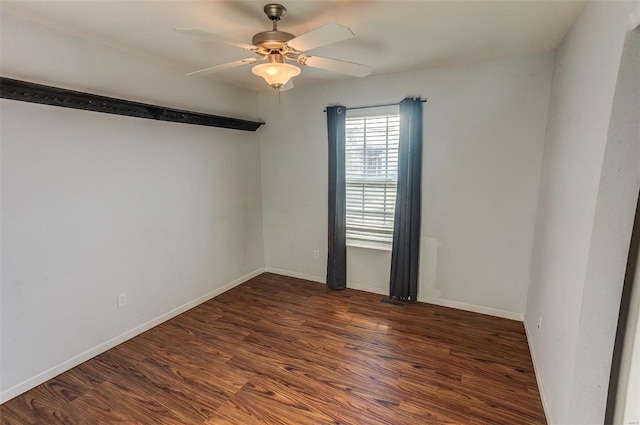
[186,58,258,77]
[174,28,257,51]
[280,79,294,91]
[285,22,354,52]
[299,56,372,78]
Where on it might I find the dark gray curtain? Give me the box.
[390,98,423,301]
[326,105,347,290]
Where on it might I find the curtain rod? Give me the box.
[323,98,427,113]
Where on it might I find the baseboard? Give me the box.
[419,296,524,321]
[0,267,265,404]
[346,282,387,295]
[1,267,526,404]
[264,267,325,284]
[263,268,523,321]
[523,318,551,424]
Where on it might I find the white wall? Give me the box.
[525,2,640,424]
[0,12,264,401]
[259,53,553,319]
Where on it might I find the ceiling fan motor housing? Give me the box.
[252,30,295,50]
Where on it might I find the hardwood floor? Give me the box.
[0,273,546,424]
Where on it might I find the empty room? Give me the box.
[1,1,639,424]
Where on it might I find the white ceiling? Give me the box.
[2,1,585,92]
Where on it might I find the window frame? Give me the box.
[344,105,400,250]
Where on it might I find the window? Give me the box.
[345,106,400,248]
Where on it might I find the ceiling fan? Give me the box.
[175,3,372,91]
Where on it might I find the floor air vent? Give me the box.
[381,298,405,306]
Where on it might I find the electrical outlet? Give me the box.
[537,315,542,331]
[313,250,320,259]
[117,293,128,308]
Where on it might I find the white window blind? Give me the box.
[345,108,400,247]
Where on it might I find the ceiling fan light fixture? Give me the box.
[252,53,301,89]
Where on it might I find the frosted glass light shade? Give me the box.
[252,62,301,89]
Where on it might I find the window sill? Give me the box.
[346,240,392,252]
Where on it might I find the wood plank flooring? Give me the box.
[0,273,546,424]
